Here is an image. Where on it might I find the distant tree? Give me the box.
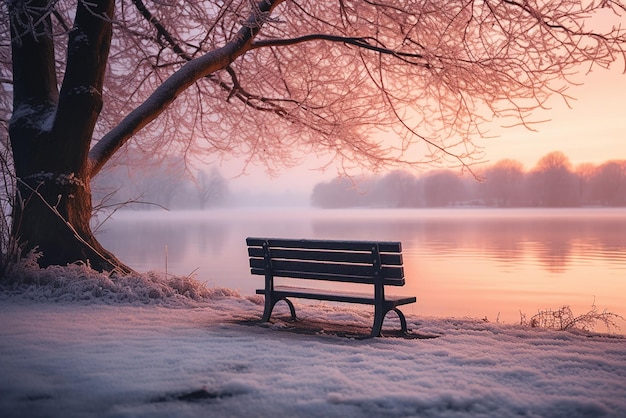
[369,170,420,207]
[3,1,626,271]
[480,159,525,207]
[133,161,187,209]
[527,151,579,207]
[574,162,597,205]
[536,151,573,173]
[589,160,626,206]
[92,155,189,210]
[196,168,229,209]
[420,171,466,207]
[311,177,368,208]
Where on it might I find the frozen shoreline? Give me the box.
[1,296,625,418]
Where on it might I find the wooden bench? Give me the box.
[247,237,417,337]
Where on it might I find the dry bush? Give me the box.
[520,302,623,333]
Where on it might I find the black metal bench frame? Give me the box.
[247,237,417,337]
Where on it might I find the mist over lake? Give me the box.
[98,207,626,332]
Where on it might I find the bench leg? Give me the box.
[261,294,274,322]
[392,308,409,333]
[262,296,297,322]
[371,306,409,337]
[371,306,385,337]
[283,298,297,321]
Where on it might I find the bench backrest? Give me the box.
[247,237,405,286]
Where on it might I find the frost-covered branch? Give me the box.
[251,33,430,67]
[131,0,192,61]
[88,0,285,177]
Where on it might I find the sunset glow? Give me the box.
[222,65,626,193]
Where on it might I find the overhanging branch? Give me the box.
[131,0,192,60]
[251,33,431,68]
[88,0,285,177]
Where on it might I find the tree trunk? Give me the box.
[11,165,130,273]
[8,0,129,273]
[9,112,130,272]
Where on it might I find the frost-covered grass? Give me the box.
[1,256,237,306]
[1,266,626,417]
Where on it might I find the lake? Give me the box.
[98,208,626,332]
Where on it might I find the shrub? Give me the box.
[520,301,623,333]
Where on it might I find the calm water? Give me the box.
[98,208,626,332]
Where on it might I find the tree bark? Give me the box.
[9,0,129,272]
[11,167,129,272]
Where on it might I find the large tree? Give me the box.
[2,0,626,271]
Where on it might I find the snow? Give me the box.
[1,267,625,418]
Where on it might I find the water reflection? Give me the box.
[309,211,626,274]
[100,217,228,270]
[98,208,626,330]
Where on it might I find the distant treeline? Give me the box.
[92,158,230,210]
[311,152,626,208]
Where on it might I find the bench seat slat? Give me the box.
[249,258,404,281]
[256,286,416,306]
[250,267,406,286]
[246,237,402,253]
[247,247,403,265]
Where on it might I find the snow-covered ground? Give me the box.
[1,266,625,418]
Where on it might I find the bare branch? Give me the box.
[131,0,192,61]
[251,33,430,67]
[88,0,286,176]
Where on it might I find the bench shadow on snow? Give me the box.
[236,316,440,340]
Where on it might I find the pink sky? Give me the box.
[223,65,626,193]
[478,65,626,170]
